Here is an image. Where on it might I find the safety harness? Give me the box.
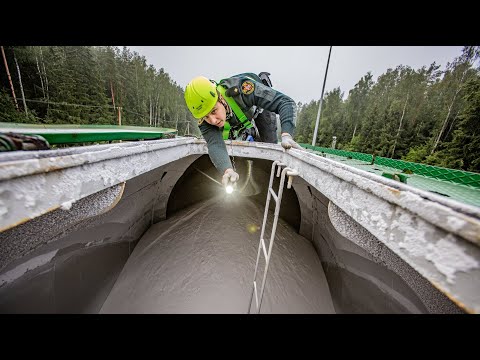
[216,84,253,140]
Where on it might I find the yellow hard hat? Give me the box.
[184,76,218,120]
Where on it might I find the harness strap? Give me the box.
[217,84,253,140]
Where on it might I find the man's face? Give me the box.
[201,102,226,128]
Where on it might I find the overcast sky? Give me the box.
[126,46,464,105]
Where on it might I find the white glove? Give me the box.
[281,133,303,150]
[222,168,239,187]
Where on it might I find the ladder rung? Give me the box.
[269,188,278,202]
[260,238,268,260]
[249,165,298,314]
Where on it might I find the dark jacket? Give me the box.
[199,73,297,174]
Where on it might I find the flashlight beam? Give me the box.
[194,167,223,187]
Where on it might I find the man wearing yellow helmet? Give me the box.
[184,72,302,188]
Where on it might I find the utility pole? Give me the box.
[312,46,332,147]
[1,46,19,110]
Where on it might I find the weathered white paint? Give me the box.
[1,137,479,312]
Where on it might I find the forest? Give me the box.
[295,46,480,172]
[0,46,201,137]
[1,46,479,172]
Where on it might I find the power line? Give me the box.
[23,98,115,109]
[21,98,190,124]
[162,120,192,124]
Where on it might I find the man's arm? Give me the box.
[251,83,297,137]
[199,122,233,174]
[232,77,302,150]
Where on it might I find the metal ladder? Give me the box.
[248,160,298,314]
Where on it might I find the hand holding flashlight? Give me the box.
[222,168,239,194]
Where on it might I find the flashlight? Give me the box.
[226,185,233,194]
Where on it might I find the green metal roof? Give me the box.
[0,122,177,144]
[301,144,480,208]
